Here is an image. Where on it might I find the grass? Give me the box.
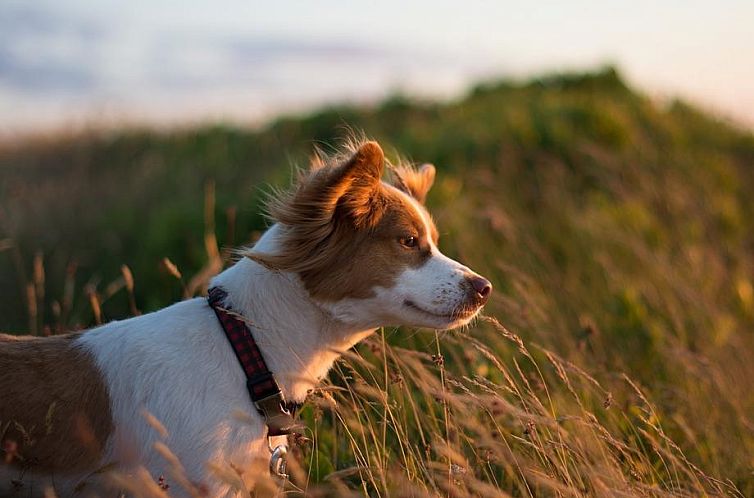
[2,66,754,496]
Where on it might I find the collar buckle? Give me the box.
[254,392,298,436]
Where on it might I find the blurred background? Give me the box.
[2,1,754,496]
[2,0,753,136]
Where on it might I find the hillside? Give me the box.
[2,67,754,496]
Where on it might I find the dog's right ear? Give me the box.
[391,163,436,205]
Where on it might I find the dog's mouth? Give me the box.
[403,299,479,324]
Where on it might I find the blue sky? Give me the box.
[1,0,752,135]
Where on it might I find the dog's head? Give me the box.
[251,140,491,330]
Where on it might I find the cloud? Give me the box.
[0,4,103,94]
[224,37,390,64]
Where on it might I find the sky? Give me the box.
[1,0,753,136]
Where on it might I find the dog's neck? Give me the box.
[210,224,375,403]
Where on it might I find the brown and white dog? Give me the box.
[0,140,491,497]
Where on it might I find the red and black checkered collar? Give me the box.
[207,286,301,436]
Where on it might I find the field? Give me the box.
[2,67,754,496]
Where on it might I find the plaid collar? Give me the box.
[207,286,300,436]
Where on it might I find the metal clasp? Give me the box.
[268,440,289,481]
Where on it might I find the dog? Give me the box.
[0,140,492,497]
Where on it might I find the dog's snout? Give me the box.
[467,275,492,305]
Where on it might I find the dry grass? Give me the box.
[5,174,751,498]
[2,68,754,496]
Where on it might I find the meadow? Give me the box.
[1,67,754,496]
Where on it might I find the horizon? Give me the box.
[2,0,753,137]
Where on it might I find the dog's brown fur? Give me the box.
[0,333,113,473]
[392,162,436,205]
[250,141,440,301]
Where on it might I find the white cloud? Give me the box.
[1,0,752,135]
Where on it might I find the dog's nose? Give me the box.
[469,275,492,304]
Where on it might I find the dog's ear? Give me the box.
[249,141,385,271]
[322,141,385,227]
[392,163,436,204]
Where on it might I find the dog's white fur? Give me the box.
[2,144,488,497]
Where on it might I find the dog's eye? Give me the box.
[399,236,418,248]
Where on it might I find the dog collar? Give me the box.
[207,286,301,436]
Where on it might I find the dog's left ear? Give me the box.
[248,142,384,270]
[326,141,385,228]
[392,163,436,204]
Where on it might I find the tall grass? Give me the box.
[2,67,754,496]
[6,180,750,497]
[292,319,742,497]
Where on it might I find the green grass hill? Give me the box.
[2,67,754,496]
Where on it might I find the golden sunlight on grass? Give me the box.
[2,69,753,496]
